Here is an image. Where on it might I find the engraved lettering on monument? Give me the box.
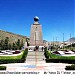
[34,31,39,40]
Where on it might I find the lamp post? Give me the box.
[56,37,58,50]
[70,33,72,50]
[53,37,54,46]
[63,33,64,50]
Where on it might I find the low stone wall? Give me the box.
[52,50,75,57]
[0,51,22,56]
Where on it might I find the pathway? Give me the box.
[1,50,71,74]
[26,51,45,65]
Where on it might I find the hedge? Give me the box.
[45,50,75,64]
[0,48,28,64]
[50,53,75,60]
[44,47,50,59]
[65,64,75,70]
[0,66,6,70]
[46,59,75,64]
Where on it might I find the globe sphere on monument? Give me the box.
[34,16,39,21]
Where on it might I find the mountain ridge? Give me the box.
[0,30,28,43]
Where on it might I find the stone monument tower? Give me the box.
[30,16,43,46]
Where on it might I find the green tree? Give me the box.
[72,43,75,47]
[0,40,4,50]
[16,39,20,50]
[12,42,16,50]
[20,39,24,49]
[26,38,30,46]
[8,43,12,50]
[4,37,9,50]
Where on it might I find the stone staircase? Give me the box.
[26,51,45,65]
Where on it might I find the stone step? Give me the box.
[28,53,44,56]
[26,61,45,63]
[26,51,45,64]
[27,58,45,59]
[28,54,44,56]
[28,51,44,54]
[28,53,44,55]
[26,55,45,58]
[26,58,45,61]
[26,58,45,59]
[27,55,45,58]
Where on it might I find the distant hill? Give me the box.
[0,30,28,43]
[67,37,75,43]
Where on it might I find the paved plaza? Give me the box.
[2,51,71,71]
[2,63,71,71]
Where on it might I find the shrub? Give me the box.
[0,48,28,64]
[21,48,28,62]
[46,59,75,64]
[65,64,75,70]
[0,66,6,70]
[45,51,75,64]
[44,47,47,52]
[44,47,50,59]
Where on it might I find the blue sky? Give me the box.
[0,0,74,42]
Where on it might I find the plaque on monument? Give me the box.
[34,31,39,40]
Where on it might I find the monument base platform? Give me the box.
[28,46,44,51]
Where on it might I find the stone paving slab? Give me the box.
[0,51,72,74]
[2,63,71,71]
